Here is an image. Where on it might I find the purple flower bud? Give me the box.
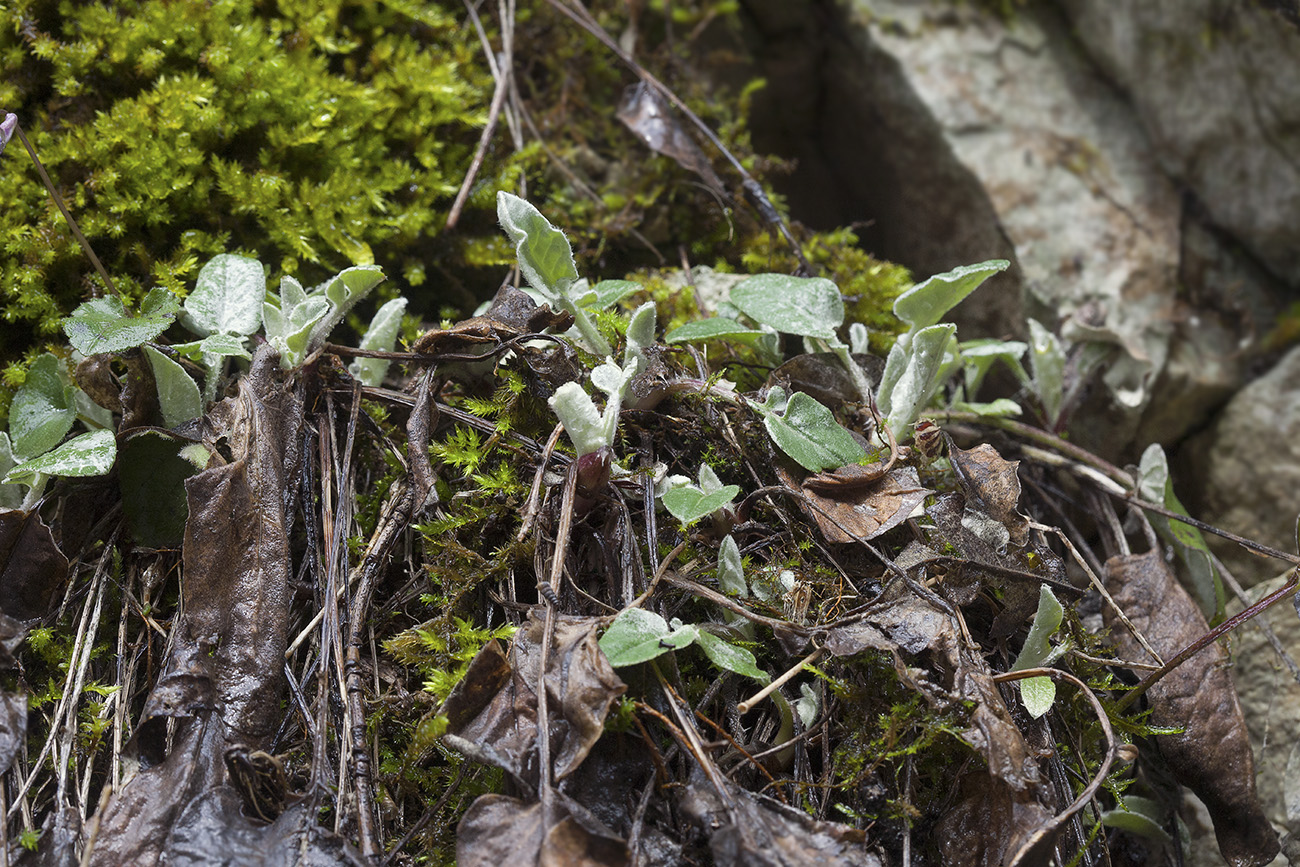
[0,114,16,155]
[575,446,611,499]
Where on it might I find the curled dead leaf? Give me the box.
[781,463,931,545]
[442,612,626,785]
[1103,552,1278,867]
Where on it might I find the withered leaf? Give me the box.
[442,612,626,785]
[949,442,1029,547]
[921,493,1069,637]
[679,773,881,867]
[413,285,573,355]
[158,788,367,867]
[91,346,308,866]
[0,508,69,621]
[457,790,629,867]
[1103,552,1278,866]
[933,769,1053,867]
[616,81,726,196]
[825,594,1039,792]
[786,464,931,545]
[768,352,885,410]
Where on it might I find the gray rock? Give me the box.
[1186,345,1300,587]
[738,0,1287,459]
[1061,0,1300,287]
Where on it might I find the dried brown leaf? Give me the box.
[456,790,629,867]
[413,285,572,355]
[949,442,1029,547]
[679,774,881,867]
[1103,552,1278,866]
[442,612,626,785]
[90,347,310,865]
[0,509,69,621]
[786,464,931,545]
[933,769,1053,867]
[617,81,726,196]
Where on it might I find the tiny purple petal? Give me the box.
[0,113,16,154]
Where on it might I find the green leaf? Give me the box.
[497,191,579,298]
[796,682,820,728]
[63,288,180,356]
[730,274,844,340]
[752,389,868,472]
[892,259,1009,330]
[664,317,766,344]
[306,265,387,357]
[264,281,331,368]
[1027,319,1066,426]
[172,333,252,362]
[599,608,698,667]
[717,535,746,597]
[1137,444,1223,617]
[143,346,203,428]
[1013,585,1064,671]
[548,382,609,458]
[624,301,657,375]
[661,484,741,526]
[589,280,641,309]
[695,630,770,683]
[4,429,116,487]
[349,297,408,387]
[960,338,1029,395]
[1100,796,1171,841]
[879,324,956,437]
[0,433,22,510]
[1011,585,1064,719]
[947,398,1023,418]
[9,353,76,459]
[1019,676,1056,719]
[183,254,265,337]
[118,428,200,548]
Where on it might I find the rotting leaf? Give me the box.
[89,346,305,865]
[920,493,1069,638]
[1102,552,1278,866]
[442,612,626,785]
[457,789,629,867]
[155,789,367,866]
[679,773,882,867]
[0,508,69,620]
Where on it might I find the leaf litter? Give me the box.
[1,39,1296,867]
[2,282,1297,866]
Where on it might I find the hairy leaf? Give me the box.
[63,288,179,356]
[143,346,202,429]
[349,297,408,387]
[893,259,1008,330]
[753,389,867,473]
[183,254,265,338]
[730,274,843,340]
[497,192,578,298]
[3,429,116,487]
[9,353,76,459]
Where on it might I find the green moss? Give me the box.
[1,0,492,359]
